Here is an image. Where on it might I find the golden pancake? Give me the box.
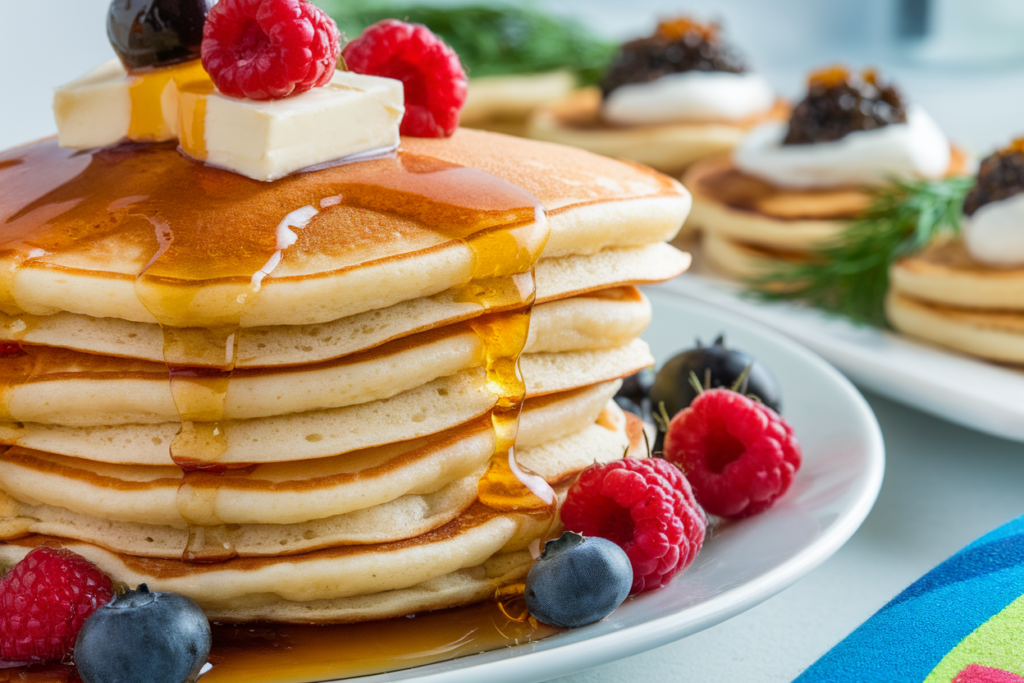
[886,290,1024,364]
[0,401,636,557]
[0,277,657,367]
[0,369,620,465]
[890,238,1024,311]
[683,150,969,252]
[1,505,550,607]
[701,231,803,281]
[527,88,788,175]
[0,411,646,617]
[0,130,689,328]
[0,388,621,528]
[0,328,650,426]
[202,550,535,624]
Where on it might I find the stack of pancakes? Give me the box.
[0,129,691,623]
[684,150,967,281]
[888,239,1024,364]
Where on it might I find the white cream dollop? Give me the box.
[733,104,951,189]
[964,192,1024,267]
[601,71,775,125]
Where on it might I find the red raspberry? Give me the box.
[664,389,802,519]
[561,457,706,594]
[343,20,468,137]
[202,0,340,101]
[0,547,114,663]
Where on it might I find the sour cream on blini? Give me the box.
[733,105,951,189]
[601,71,775,125]
[964,192,1024,267]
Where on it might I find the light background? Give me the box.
[2,2,1024,682]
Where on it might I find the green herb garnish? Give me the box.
[745,175,974,327]
[318,1,616,84]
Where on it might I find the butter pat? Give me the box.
[54,60,203,149]
[54,61,405,182]
[187,71,404,181]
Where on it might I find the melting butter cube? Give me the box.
[53,61,405,182]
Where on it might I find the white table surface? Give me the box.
[3,3,1024,681]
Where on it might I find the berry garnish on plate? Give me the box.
[344,19,468,138]
[202,0,341,101]
[664,384,802,519]
[561,457,707,594]
[0,547,114,663]
[75,584,211,683]
[525,532,632,629]
[107,0,214,71]
[650,335,782,421]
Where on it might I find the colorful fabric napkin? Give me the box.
[797,515,1024,683]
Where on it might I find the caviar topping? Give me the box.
[963,139,1024,216]
[783,66,906,146]
[600,17,747,98]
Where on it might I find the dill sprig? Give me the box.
[318,2,616,85]
[745,175,974,327]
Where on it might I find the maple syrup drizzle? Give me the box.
[127,60,210,144]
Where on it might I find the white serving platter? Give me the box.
[666,250,1024,444]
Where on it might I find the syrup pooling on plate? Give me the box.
[0,601,558,683]
[0,139,555,559]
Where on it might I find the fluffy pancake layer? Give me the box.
[0,402,635,557]
[890,238,1024,311]
[0,251,680,365]
[0,408,644,619]
[0,131,689,327]
[0,328,651,426]
[528,88,787,175]
[887,291,1024,363]
[0,385,622,527]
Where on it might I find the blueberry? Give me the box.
[650,334,782,423]
[107,0,214,71]
[525,531,632,629]
[75,584,211,683]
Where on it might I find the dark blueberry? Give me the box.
[615,368,655,405]
[525,531,632,629]
[107,0,214,71]
[75,584,211,683]
[650,335,782,423]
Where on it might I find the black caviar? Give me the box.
[963,141,1024,216]
[600,18,748,98]
[783,66,906,145]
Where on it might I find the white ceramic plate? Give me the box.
[669,246,1024,443]
[344,288,885,683]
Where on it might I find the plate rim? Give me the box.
[328,289,885,683]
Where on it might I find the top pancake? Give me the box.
[0,129,690,328]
